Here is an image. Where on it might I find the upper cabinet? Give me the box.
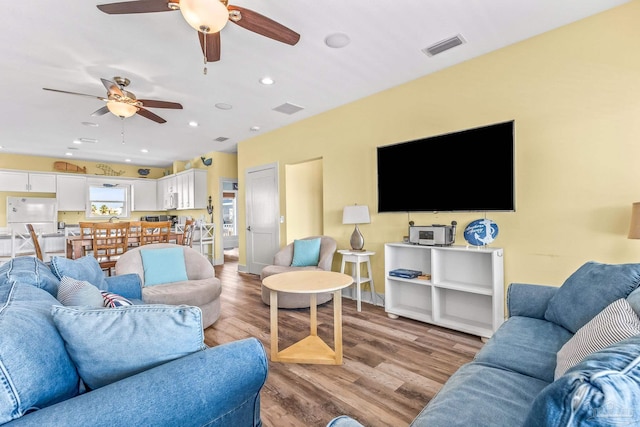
[131,179,157,211]
[0,170,56,193]
[56,175,87,211]
[176,169,207,210]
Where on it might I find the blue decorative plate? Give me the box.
[463,219,499,246]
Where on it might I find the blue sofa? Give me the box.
[0,256,268,426]
[329,261,640,426]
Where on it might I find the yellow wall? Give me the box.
[285,158,324,242]
[237,1,640,292]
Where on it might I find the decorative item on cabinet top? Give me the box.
[463,219,499,247]
[53,161,86,174]
[201,156,212,167]
[95,164,125,176]
[138,168,150,177]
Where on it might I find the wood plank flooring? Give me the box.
[207,252,484,427]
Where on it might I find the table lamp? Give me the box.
[628,202,640,239]
[343,204,370,251]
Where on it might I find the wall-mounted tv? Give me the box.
[377,120,515,213]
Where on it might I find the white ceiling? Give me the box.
[1,0,629,167]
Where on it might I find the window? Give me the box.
[87,184,131,219]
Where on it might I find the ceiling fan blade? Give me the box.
[91,106,110,117]
[100,78,124,98]
[198,31,221,62]
[42,88,107,101]
[138,99,183,109]
[228,6,300,46]
[136,107,166,123]
[97,0,172,14]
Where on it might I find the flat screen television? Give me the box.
[377,120,515,213]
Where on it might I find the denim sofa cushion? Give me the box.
[474,316,573,383]
[411,363,550,427]
[50,256,108,291]
[0,281,80,424]
[523,335,640,426]
[51,304,206,390]
[627,286,640,315]
[544,261,640,333]
[0,256,60,297]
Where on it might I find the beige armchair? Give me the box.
[260,236,337,308]
[115,243,221,328]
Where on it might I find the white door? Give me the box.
[245,163,279,275]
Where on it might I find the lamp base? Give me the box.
[350,225,365,251]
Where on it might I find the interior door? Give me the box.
[245,163,279,275]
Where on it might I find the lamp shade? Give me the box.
[628,202,640,239]
[106,101,137,118]
[342,205,370,225]
[179,0,229,33]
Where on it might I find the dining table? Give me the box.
[65,231,183,259]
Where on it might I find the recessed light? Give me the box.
[215,103,233,110]
[141,149,149,153]
[125,159,131,162]
[72,140,82,145]
[259,76,274,85]
[250,126,260,132]
[65,152,73,156]
[81,121,99,127]
[189,121,198,127]
[325,33,350,49]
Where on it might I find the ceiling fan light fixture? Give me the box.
[179,0,229,33]
[106,101,138,118]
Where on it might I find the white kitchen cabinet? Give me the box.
[131,179,157,211]
[176,169,207,210]
[0,170,56,193]
[157,175,178,210]
[384,243,504,339]
[56,175,87,211]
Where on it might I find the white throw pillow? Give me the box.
[555,298,640,379]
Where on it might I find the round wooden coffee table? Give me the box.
[262,270,353,365]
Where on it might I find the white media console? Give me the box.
[384,243,504,339]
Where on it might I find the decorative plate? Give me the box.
[463,219,499,246]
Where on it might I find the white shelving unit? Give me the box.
[384,243,504,339]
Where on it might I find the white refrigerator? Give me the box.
[6,197,58,234]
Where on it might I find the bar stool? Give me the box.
[338,249,376,312]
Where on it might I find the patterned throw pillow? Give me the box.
[555,298,640,379]
[57,276,104,307]
[101,291,133,308]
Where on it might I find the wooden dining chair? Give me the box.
[90,222,130,275]
[128,221,142,247]
[78,222,96,257]
[140,221,171,246]
[25,224,44,261]
[181,219,195,248]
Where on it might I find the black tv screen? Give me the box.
[377,120,515,213]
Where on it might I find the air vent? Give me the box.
[422,34,466,57]
[214,136,229,142]
[273,102,304,115]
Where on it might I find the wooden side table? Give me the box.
[338,250,376,312]
[262,270,353,365]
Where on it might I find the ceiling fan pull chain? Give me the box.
[121,118,125,145]
[203,32,208,75]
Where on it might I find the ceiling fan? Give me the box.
[96,0,300,63]
[42,77,183,123]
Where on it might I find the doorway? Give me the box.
[220,178,239,262]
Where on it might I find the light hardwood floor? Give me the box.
[207,251,484,427]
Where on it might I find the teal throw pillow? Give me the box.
[50,256,108,291]
[51,304,206,390]
[57,276,104,307]
[291,238,321,267]
[140,247,189,286]
[544,261,640,333]
[524,335,640,426]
